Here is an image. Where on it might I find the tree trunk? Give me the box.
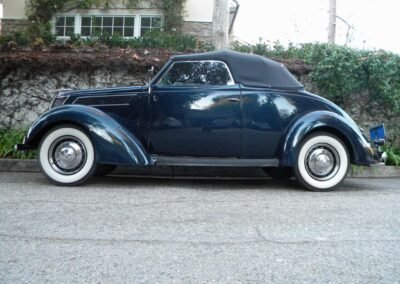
[212,0,230,50]
[328,0,336,44]
[0,3,3,36]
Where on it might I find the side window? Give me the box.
[158,61,234,87]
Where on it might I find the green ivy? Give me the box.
[309,45,366,106]
[161,0,186,32]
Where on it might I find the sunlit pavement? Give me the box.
[0,172,399,283]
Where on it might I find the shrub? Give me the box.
[0,32,30,50]
[69,30,198,51]
[25,21,57,45]
[0,129,36,159]
[0,29,200,51]
[383,146,400,166]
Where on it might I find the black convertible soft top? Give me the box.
[171,50,303,89]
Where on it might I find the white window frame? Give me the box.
[79,15,137,38]
[54,14,163,39]
[54,15,79,39]
[0,4,4,20]
[139,15,163,36]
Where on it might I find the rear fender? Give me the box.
[25,105,152,166]
[280,111,374,166]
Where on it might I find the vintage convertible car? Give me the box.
[16,50,375,191]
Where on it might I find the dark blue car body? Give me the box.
[20,50,375,171]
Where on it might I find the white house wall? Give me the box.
[184,0,214,23]
[2,0,26,19]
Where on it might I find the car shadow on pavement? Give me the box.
[87,175,307,192]
[29,172,390,193]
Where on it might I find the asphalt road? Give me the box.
[0,172,399,283]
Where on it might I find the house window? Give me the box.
[56,16,75,37]
[54,15,162,38]
[80,16,136,37]
[140,16,162,35]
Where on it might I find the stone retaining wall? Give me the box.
[182,21,212,42]
[1,68,145,129]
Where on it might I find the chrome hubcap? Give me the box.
[48,136,87,175]
[305,144,340,181]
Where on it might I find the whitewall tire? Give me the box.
[38,125,96,186]
[294,132,350,191]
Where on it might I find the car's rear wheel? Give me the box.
[294,132,350,191]
[38,125,96,186]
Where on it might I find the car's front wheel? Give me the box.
[294,132,350,191]
[38,125,96,186]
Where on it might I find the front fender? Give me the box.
[281,111,374,166]
[25,105,152,166]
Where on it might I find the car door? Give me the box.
[148,60,242,157]
[240,89,285,158]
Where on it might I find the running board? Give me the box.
[154,156,279,167]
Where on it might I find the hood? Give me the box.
[51,85,148,109]
[65,85,148,97]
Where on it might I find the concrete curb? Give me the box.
[0,159,399,178]
[0,159,39,173]
[349,164,400,178]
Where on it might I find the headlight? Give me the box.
[50,89,73,109]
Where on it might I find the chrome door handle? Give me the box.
[225,97,240,103]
